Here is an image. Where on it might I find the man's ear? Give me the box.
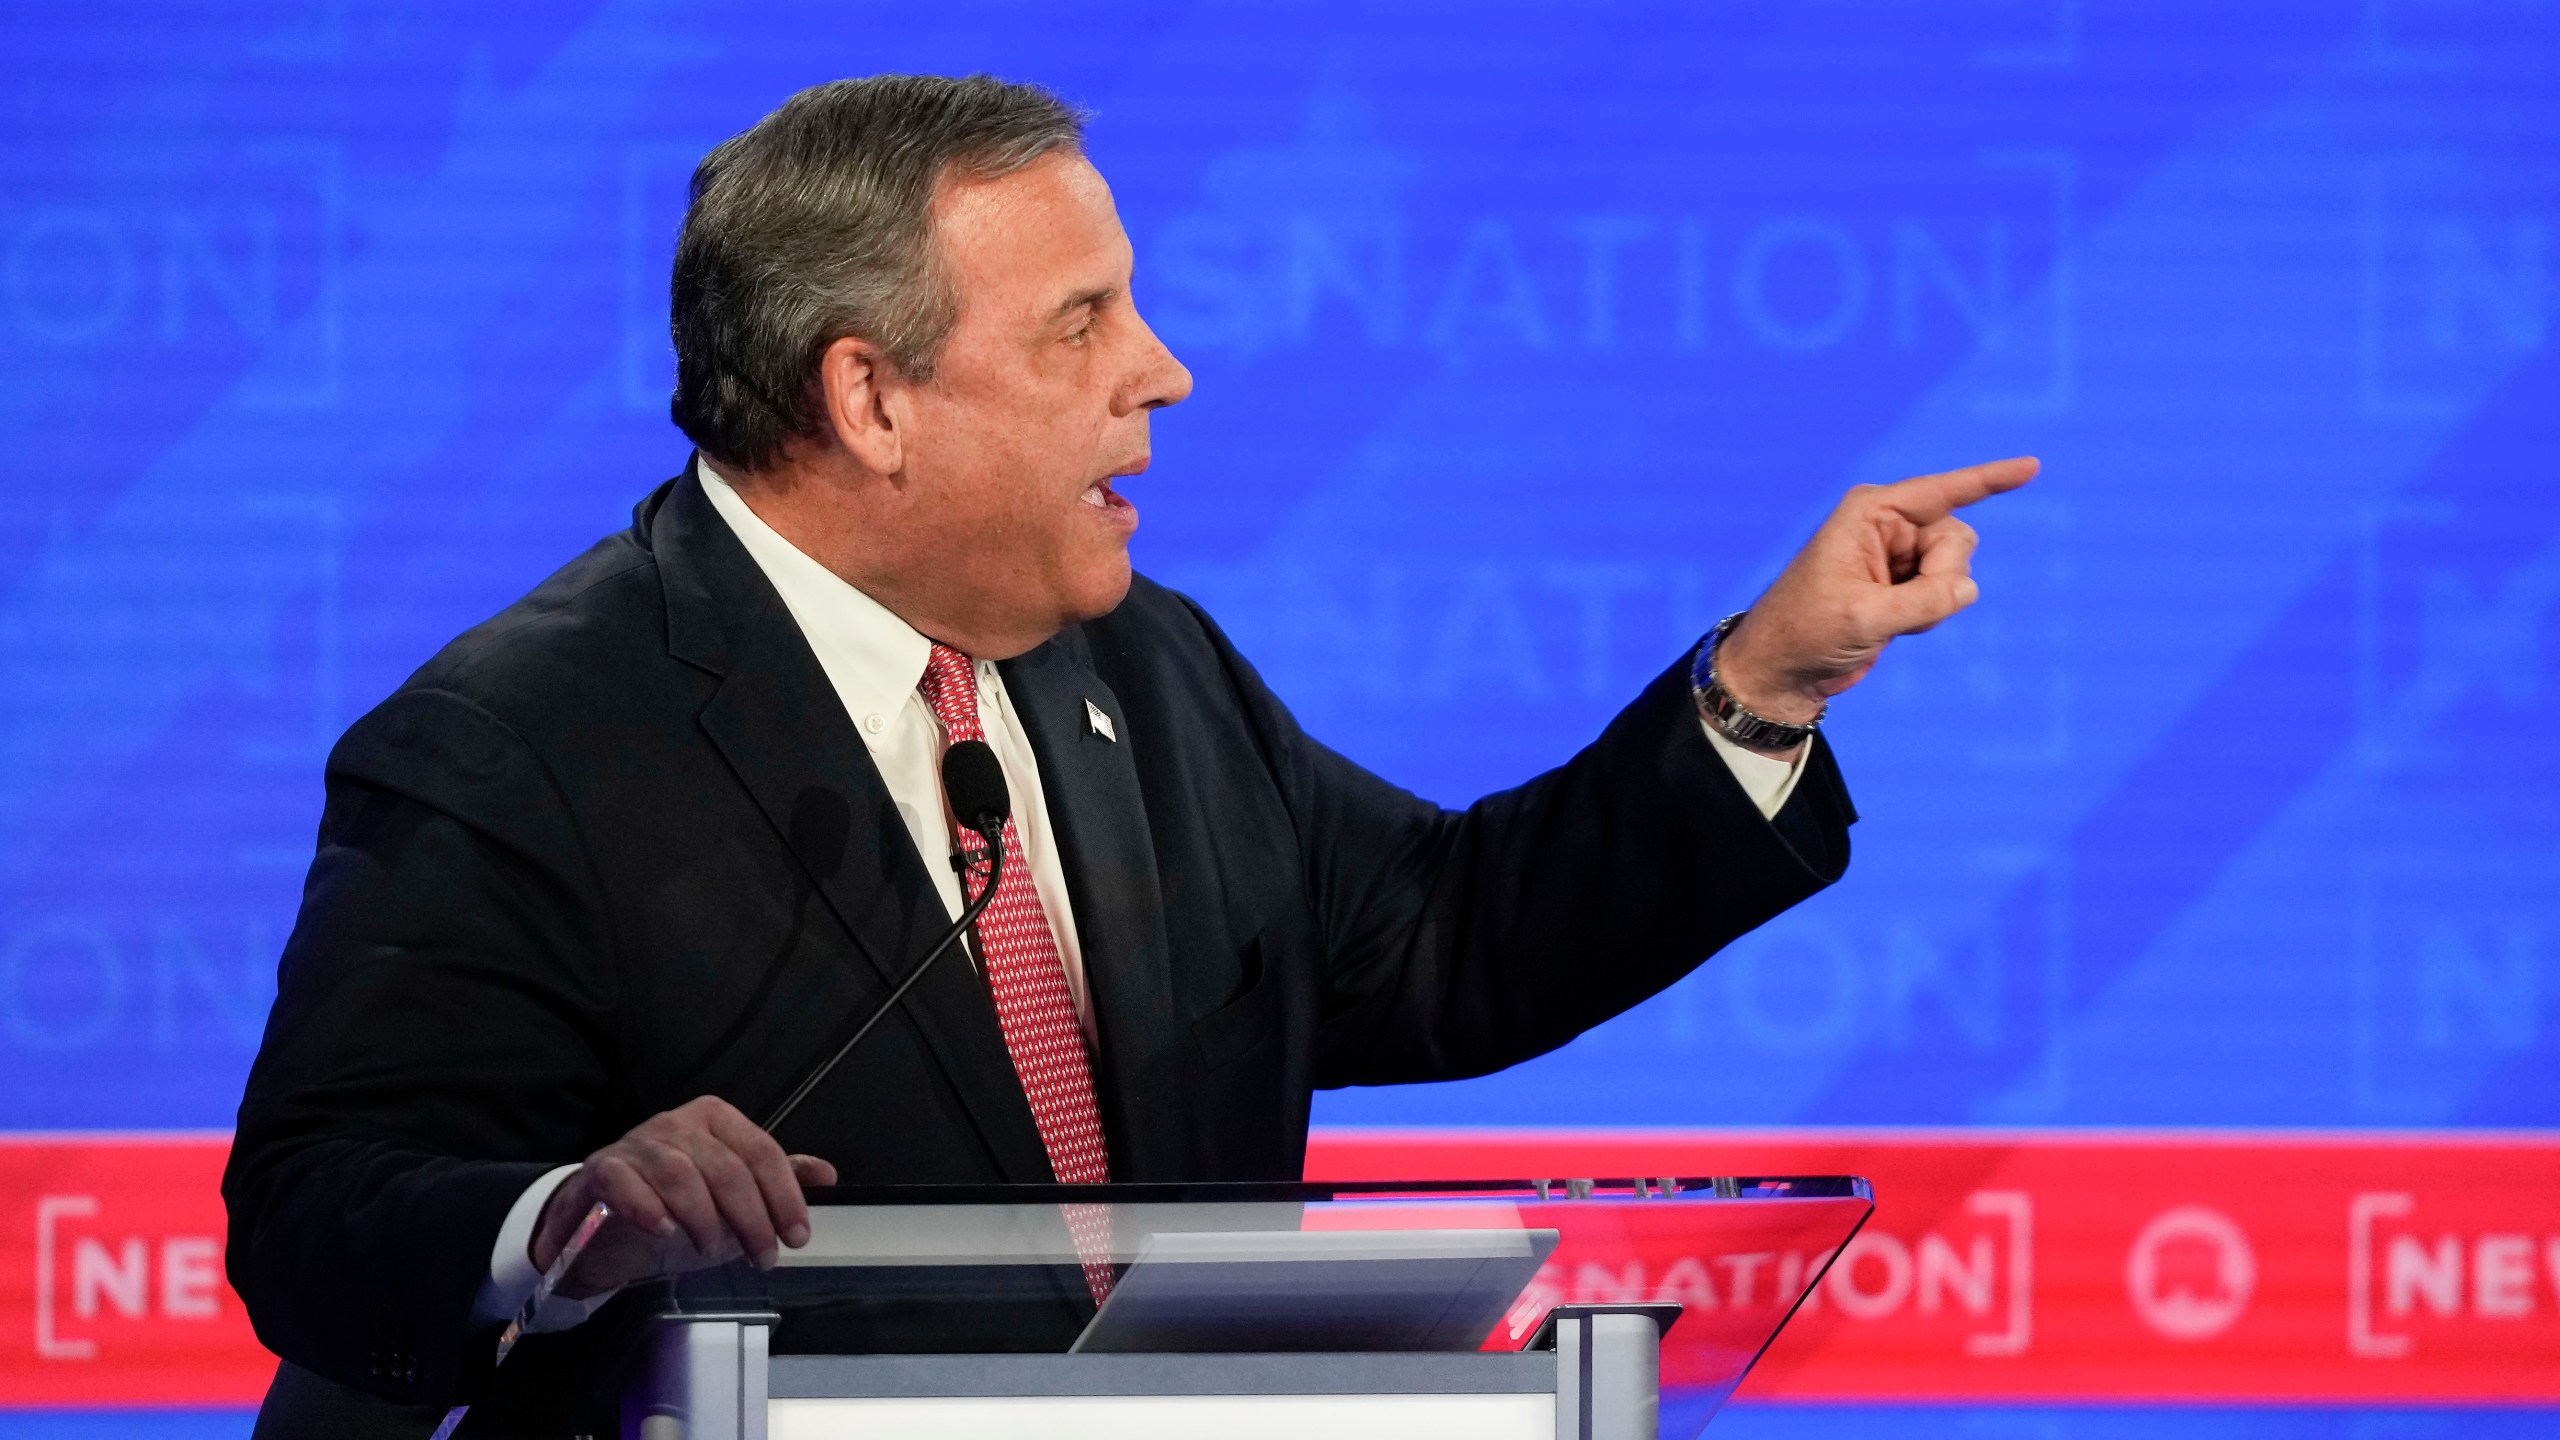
[819,335,906,477]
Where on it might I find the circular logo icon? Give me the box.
[2124,1205,2256,1340]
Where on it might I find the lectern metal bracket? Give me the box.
[627,1309,780,1440]
[1533,1303,1680,1440]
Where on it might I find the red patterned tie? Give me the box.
[915,644,1116,1302]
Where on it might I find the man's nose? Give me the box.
[1117,311,1193,415]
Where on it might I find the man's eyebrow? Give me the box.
[1050,285,1119,320]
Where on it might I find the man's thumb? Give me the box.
[1886,572,1978,634]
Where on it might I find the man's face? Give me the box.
[895,151,1191,642]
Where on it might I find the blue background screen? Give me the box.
[1,2,2553,1434]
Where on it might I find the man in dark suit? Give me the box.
[224,74,2028,1430]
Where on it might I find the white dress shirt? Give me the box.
[694,461,1097,1022]
[474,456,1805,1329]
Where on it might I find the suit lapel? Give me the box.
[999,633,1183,1181]
[648,470,1052,1182]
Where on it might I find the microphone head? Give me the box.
[940,739,1011,839]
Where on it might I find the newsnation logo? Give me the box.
[0,1131,2553,1406]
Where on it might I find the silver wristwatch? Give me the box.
[1691,612,1824,751]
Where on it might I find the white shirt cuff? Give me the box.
[1702,719,1807,819]
[472,1163,616,1333]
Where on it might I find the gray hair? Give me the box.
[669,74,1087,471]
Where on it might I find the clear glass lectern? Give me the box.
[624,1175,1872,1440]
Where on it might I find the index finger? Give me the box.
[1880,456,2038,524]
[706,1101,814,1249]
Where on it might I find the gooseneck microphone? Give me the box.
[761,739,1011,1134]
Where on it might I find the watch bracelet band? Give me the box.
[1692,611,1824,751]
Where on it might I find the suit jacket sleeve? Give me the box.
[223,687,617,1407]
[1169,593,1855,1088]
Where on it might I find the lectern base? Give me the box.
[772,1388,1550,1440]
[629,1316,1664,1440]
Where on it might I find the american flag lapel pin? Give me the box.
[1085,699,1116,742]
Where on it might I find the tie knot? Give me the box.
[917,643,984,743]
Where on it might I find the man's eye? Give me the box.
[1065,324,1092,347]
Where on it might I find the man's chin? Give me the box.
[1069,559,1135,622]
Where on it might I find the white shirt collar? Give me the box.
[694,456,937,742]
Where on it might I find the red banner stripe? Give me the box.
[3,1130,2556,1406]
[0,1134,271,1406]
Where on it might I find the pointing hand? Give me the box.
[1709,456,2039,745]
